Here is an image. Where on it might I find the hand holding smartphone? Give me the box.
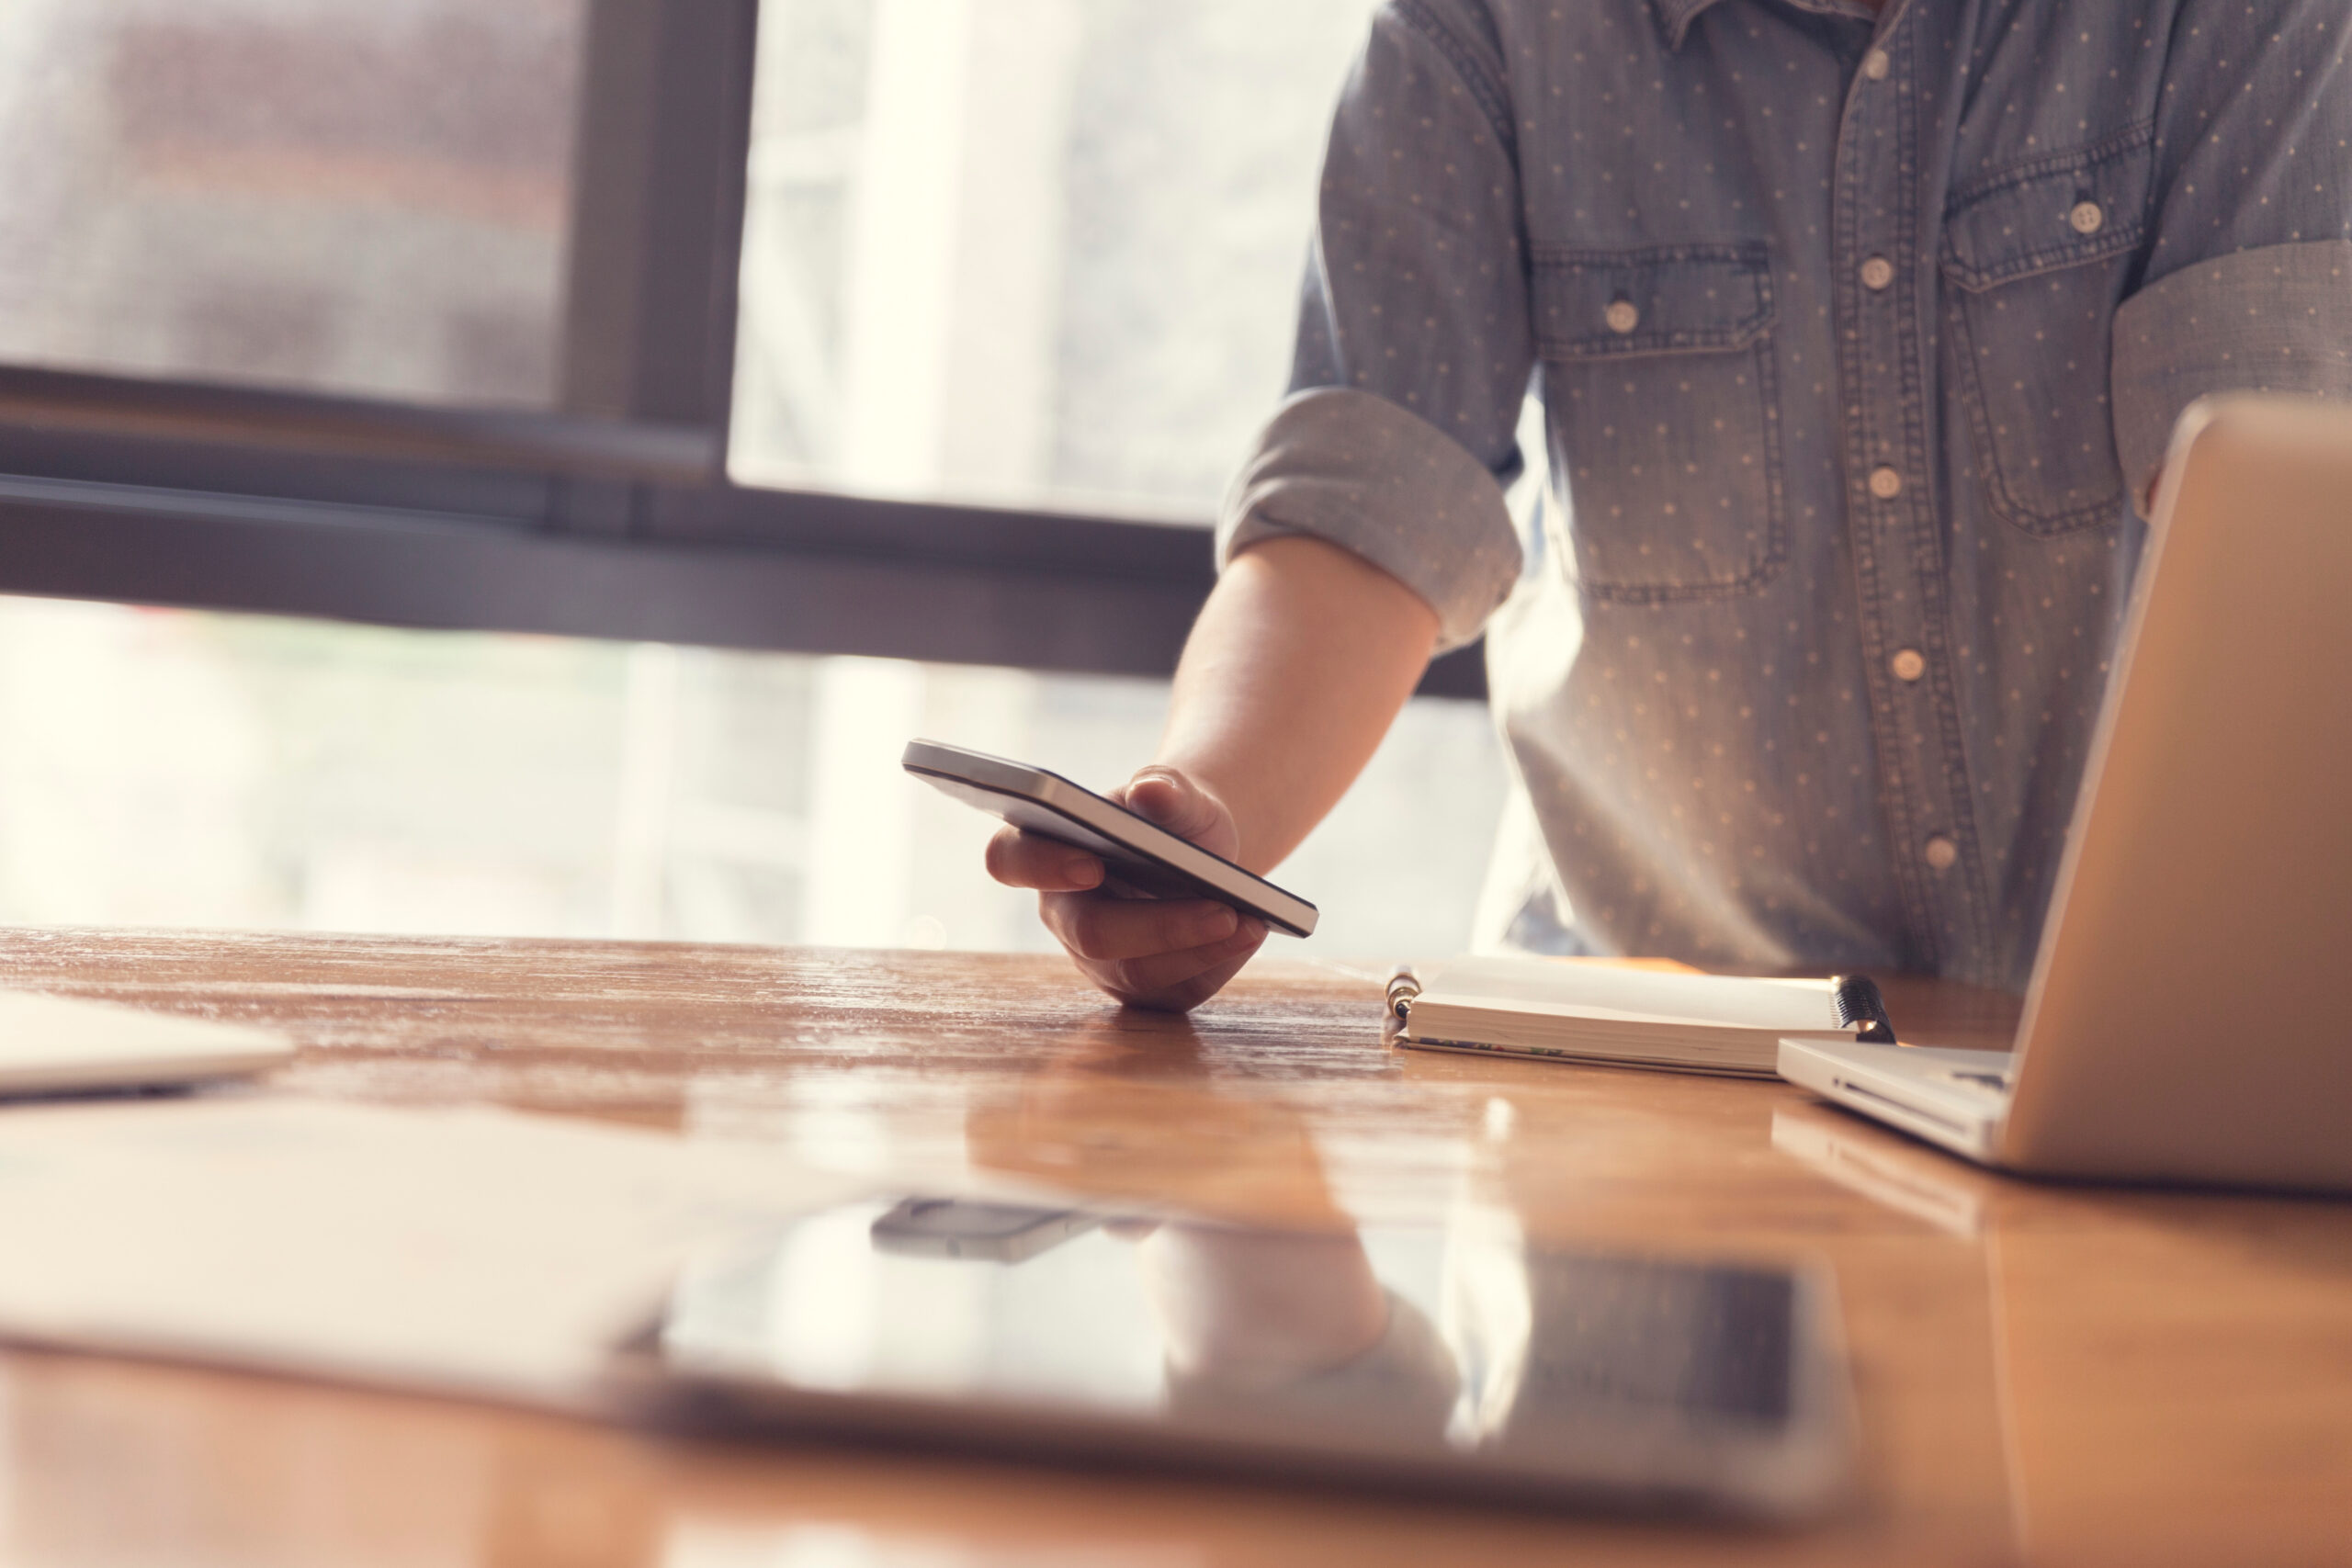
[904,740,1313,1012]
[903,740,1317,936]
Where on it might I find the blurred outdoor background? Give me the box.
[0,0,1517,957]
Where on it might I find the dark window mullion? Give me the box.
[562,0,761,446]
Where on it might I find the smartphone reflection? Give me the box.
[956,1020,1455,1434]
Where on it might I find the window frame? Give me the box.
[0,0,1485,698]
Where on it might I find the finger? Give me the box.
[985,827,1102,891]
[1043,893,1240,963]
[1100,926,1267,1012]
[1092,919,1266,994]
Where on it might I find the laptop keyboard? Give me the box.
[1945,1069,2014,1094]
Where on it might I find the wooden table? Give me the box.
[0,929,2345,1568]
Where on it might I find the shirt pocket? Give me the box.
[1533,243,1784,602]
[1939,121,2155,536]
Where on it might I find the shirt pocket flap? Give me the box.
[1939,121,2155,294]
[1533,243,1773,358]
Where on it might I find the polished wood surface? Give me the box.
[0,930,2346,1567]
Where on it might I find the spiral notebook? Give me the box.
[1385,959,1894,1079]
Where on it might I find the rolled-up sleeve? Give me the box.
[2110,0,2352,510]
[2112,243,2352,501]
[1216,0,1533,652]
[1220,389,1523,649]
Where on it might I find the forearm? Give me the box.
[1155,535,1440,874]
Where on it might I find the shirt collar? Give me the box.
[1652,0,1882,51]
[1650,0,1728,49]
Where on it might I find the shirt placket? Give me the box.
[1828,6,1996,979]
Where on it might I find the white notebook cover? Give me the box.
[1389,959,1854,1077]
[0,990,294,1091]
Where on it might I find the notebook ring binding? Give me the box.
[1830,976,1898,1043]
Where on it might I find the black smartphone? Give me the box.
[868,1198,1101,1263]
[901,739,1317,937]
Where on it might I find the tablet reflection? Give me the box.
[659,1020,1837,1510]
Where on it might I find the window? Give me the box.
[0,0,1483,691]
[0,595,1506,956]
[0,2,1506,954]
[731,0,1382,519]
[0,0,585,411]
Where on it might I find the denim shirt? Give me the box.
[1219,0,2352,988]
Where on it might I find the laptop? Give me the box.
[1779,395,2352,1191]
[0,990,293,1093]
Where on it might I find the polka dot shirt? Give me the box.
[1217,0,2352,988]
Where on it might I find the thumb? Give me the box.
[1121,766,1227,844]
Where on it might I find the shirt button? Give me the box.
[1605,299,1640,334]
[1868,466,1905,500]
[1890,648,1927,682]
[1862,49,1891,81]
[1860,255,1894,291]
[2068,200,2105,236]
[1923,836,1959,872]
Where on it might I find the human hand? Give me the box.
[984,766,1268,1011]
